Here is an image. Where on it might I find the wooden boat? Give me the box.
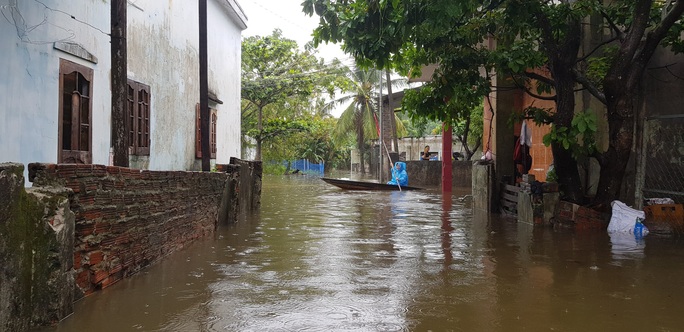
[321,177,422,191]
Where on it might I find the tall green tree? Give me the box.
[303,0,684,207]
[241,29,345,160]
[324,67,406,174]
[293,116,349,169]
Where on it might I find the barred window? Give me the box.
[127,80,151,156]
[195,104,217,159]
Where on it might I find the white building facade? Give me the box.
[0,0,246,178]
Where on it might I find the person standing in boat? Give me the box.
[387,161,408,186]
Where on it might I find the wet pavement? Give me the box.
[42,174,684,331]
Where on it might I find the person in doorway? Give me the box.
[421,145,431,161]
[387,161,409,186]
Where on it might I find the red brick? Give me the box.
[94,221,111,234]
[106,166,121,175]
[88,250,104,265]
[91,269,108,284]
[76,223,94,237]
[73,252,82,270]
[76,270,90,289]
[101,274,123,289]
[81,209,103,221]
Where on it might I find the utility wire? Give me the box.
[33,0,110,36]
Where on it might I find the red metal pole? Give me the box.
[442,124,452,192]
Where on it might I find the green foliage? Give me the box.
[399,113,441,138]
[263,163,287,175]
[546,166,558,183]
[542,110,598,160]
[241,29,350,162]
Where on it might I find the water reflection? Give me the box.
[42,175,684,332]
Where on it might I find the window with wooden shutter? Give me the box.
[195,104,217,159]
[59,59,93,164]
[126,80,151,156]
[211,111,217,158]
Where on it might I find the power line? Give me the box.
[33,0,110,36]
[1,0,110,45]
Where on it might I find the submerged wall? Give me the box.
[28,163,230,298]
[406,160,473,188]
[2,159,261,331]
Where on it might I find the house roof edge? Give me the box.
[217,0,248,30]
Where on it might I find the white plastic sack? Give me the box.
[607,200,646,234]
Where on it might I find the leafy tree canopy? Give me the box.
[304,0,684,205]
[241,29,349,160]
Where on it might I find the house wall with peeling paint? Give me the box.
[0,0,112,178]
[125,0,246,170]
[0,0,246,179]
[209,0,245,165]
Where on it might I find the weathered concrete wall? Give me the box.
[472,162,495,212]
[0,1,111,178]
[28,163,231,298]
[517,191,560,226]
[1,1,246,180]
[396,136,473,161]
[1,163,75,331]
[127,0,246,171]
[230,157,262,211]
[405,160,472,188]
[209,0,246,164]
[216,163,241,226]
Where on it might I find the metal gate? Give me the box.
[637,115,684,205]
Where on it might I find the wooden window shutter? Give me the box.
[210,110,217,159]
[137,85,150,155]
[195,103,202,158]
[127,80,136,154]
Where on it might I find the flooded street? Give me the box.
[44,175,684,331]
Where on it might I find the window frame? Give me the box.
[58,59,93,164]
[127,80,151,156]
[195,104,217,159]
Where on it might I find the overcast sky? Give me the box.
[239,0,351,65]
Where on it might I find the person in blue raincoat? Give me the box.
[387,161,408,187]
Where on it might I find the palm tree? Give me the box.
[324,67,406,174]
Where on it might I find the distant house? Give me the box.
[0,0,247,178]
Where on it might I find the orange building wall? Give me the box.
[482,74,555,182]
[520,93,554,182]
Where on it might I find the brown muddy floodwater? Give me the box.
[43,174,684,331]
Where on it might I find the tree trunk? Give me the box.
[550,76,584,203]
[386,71,399,152]
[356,114,366,174]
[538,11,584,203]
[594,76,639,209]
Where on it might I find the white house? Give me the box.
[0,0,246,179]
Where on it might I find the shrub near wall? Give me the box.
[29,163,229,298]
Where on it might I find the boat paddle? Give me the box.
[381,140,401,192]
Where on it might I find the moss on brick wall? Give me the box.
[29,163,233,298]
[0,163,75,332]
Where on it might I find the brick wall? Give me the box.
[29,163,229,297]
[555,201,608,231]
